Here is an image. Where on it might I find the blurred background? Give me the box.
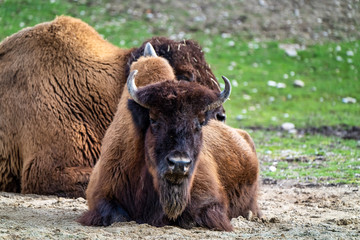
[1,0,359,185]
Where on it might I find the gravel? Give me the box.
[1,185,359,239]
[98,0,360,43]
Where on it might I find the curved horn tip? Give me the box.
[221,76,231,100]
[144,42,157,57]
[131,69,138,78]
[127,70,138,94]
[204,75,232,112]
[127,70,150,109]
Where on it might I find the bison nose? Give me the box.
[167,156,191,174]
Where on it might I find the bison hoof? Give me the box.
[78,199,129,226]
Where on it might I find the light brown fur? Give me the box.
[0,16,131,197]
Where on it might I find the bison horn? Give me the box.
[127,70,151,109]
[205,76,231,111]
[143,42,157,57]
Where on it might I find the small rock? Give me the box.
[258,0,267,7]
[342,97,356,103]
[346,50,354,56]
[221,33,231,39]
[247,210,253,220]
[282,122,295,131]
[236,115,245,121]
[267,80,277,87]
[231,80,238,87]
[294,9,300,17]
[336,218,353,226]
[288,129,297,134]
[228,40,235,47]
[277,82,286,88]
[269,166,277,172]
[293,79,305,87]
[249,106,256,111]
[269,217,280,223]
[285,48,297,57]
[243,94,251,100]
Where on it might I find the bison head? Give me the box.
[128,37,227,123]
[127,48,231,219]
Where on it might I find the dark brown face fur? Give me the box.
[127,37,226,122]
[128,80,219,219]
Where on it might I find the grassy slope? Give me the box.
[1,0,359,184]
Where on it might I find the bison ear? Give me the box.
[127,99,150,133]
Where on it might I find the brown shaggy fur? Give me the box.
[0,16,130,197]
[79,55,260,231]
[0,16,225,197]
[127,37,226,121]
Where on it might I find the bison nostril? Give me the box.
[167,156,191,173]
[167,157,175,170]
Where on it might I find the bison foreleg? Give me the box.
[178,201,233,231]
[78,199,129,226]
[21,157,92,198]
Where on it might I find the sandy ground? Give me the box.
[0,184,359,239]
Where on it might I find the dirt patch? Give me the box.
[299,125,360,140]
[1,185,359,239]
[249,125,360,140]
[99,0,360,43]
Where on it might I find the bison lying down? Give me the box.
[79,44,260,231]
[0,16,224,197]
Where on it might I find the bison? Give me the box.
[0,16,225,197]
[79,45,261,231]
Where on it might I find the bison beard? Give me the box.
[158,178,190,220]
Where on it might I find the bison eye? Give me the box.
[216,113,226,122]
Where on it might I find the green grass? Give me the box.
[1,0,359,185]
[249,130,360,185]
[200,37,360,128]
[0,0,153,48]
